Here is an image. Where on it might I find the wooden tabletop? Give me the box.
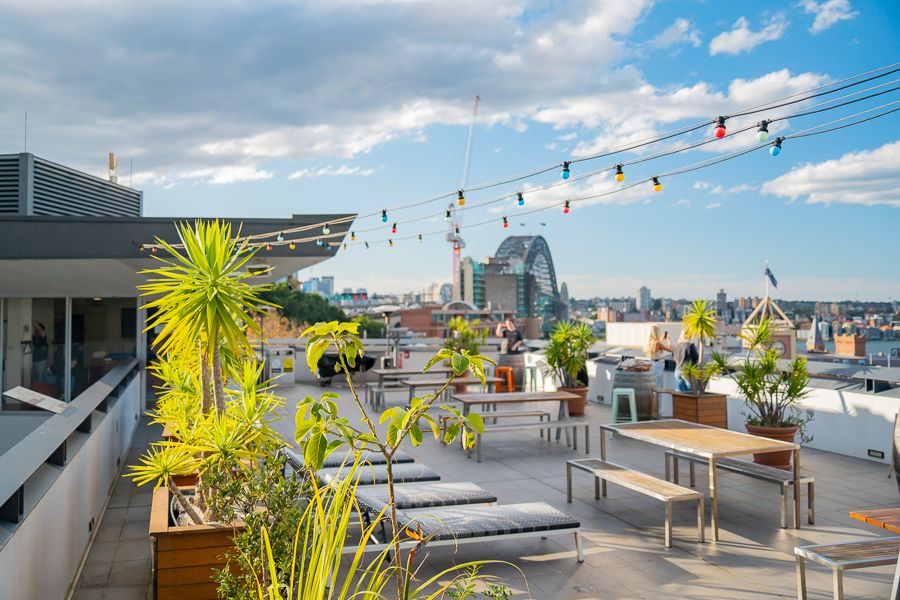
[850,508,900,534]
[404,376,503,387]
[602,419,799,458]
[371,367,452,377]
[452,391,578,404]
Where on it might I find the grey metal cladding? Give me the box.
[0,155,18,214]
[31,157,141,216]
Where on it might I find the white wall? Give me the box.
[606,322,683,349]
[0,374,141,600]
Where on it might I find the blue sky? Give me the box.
[1,0,898,300]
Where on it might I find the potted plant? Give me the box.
[443,316,487,392]
[544,321,596,416]
[673,362,728,427]
[681,299,718,363]
[710,319,813,469]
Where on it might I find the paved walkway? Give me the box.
[76,379,900,599]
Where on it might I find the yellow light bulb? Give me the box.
[289,242,296,250]
[653,183,662,192]
[615,172,624,182]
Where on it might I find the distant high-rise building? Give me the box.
[302,276,334,298]
[420,282,441,304]
[439,283,453,304]
[637,287,651,313]
[716,289,727,320]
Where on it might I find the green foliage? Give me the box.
[710,319,814,441]
[681,362,720,395]
[544,321,596,388]
[352,313,386,337]
[259,282,347,327]
[443,317,488,356]
[682,299,718,362]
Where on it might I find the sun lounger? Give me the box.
[354,481,496,513]
[317,462,440,486]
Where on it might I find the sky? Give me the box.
[1,0,898,301]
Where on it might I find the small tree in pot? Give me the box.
[443,316,487,392]
[681,299,718,363]
[710,319,813,469]
[544,321,596,416]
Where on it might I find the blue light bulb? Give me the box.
[769,145,780,156]
[561,162,571,179]
[381,209,388,223]
[517,192,524,206]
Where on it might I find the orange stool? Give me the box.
[494,366,514,393]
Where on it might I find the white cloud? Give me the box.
[676,198,692,207]
[705,201,721,209]
[761,141,900,207]
[709,182,754,195]
[287,165,375,180]
[693,181,711,190]
[709,15,788,55]
[649,18,702,50]
[800,0,859,33]
[181,164,274,185]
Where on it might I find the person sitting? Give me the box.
[495,318,524,354]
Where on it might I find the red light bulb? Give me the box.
[713,116,726,139]
[563,200,570,214]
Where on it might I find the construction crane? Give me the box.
[450,95,479,301]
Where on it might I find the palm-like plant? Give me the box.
[128,445,203,524]
[544,321,596,388]
[682,299,718,363]
[443,317,487,356]
[140,220,273,413]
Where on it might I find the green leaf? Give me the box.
[451,353,470,376]
[409,424,423,446]
[465,412,484,434]
[304,432,327,470]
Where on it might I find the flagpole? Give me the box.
[764,259,769,299]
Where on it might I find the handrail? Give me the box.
[0,358,139,522]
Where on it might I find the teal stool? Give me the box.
[610,388,638,424]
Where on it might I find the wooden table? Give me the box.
[368,367,453,406]
[850,507,900,598]
[402,376,502,402]
[452,391,578,443]
[600,419,801,541]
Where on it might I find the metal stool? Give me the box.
[611,388,637,424]
[494,366,514,393]
[524,365,538,391]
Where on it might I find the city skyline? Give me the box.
[1,1,898,299]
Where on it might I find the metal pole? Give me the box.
[136,297,147,411]
[64,297,72,403]
[0,298,5,397]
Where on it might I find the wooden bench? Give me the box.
[567,458,704,548]
[471,421,592,463]
[664,449,815,528]
[365,381,407,409]
[795,536,900,600]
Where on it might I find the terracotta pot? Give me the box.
[745,423,798,470]
[558,386,588,416]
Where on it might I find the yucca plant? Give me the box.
[128,444,203,523]
[543,321,596,389]
[682,299,718,363]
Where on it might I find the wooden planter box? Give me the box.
[149,486,242,600]
[672,392,728,428]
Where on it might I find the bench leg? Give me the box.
[795,556,807,600]
[697,497,705,543]
[808,482,815,525]
[673,456,680,485]
[689,462,695,488]
[780,486,788,529]
[539,415,544,439]
[574,530,584,563]
[566,462,573,502]
[477,433,483,463]
[594,476,600,499]
[833,569,844,600]
[584,425,590,454]
[665,454,671,482]
[664,502,673,548]
[573,426,578,451]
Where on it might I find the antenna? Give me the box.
[108,152,118,183]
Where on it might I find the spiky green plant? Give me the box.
[127,444,203,524]
[682,299,718,363]
[544,321,596,388]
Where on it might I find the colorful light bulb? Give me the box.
[652,176,662,192]
[615,164,625,182]
[351,231,356,241]
[151,246,157,253]
[323,223,330,235]
[418,234,423,243]
[389,239,394,247]
[266,244,273,251]
[455,226,460,235]
[502,216,508,228]
[381,209,388,223]
[365,242,369,249]
[714,116,727,139]
[757,120,769,143]
[289,242,296,250]
[316,238,323,247]
[770,137,783,156]
[561,161,571,179]
[343,243,347,250]
[457,190,465,206]
[445,209,451,222]
[391,222,397,234]
[517,192,525,206]
[563,200,570,214]
[276,232,284,242]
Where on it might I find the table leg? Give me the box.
[599,426,607,497]
[891,547,900,599]
[793,448,801,529]
[709,458,718,542]
[555,399,571,445]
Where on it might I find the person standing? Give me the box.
[643,325,671,389]
[495,318,524,354]
[31,321,49,384]
[673,330,699,392]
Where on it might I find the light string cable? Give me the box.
[346,101,900,245]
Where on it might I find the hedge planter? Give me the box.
[671,392,727,428]
[149,486,242,600]
[745,423,798,470]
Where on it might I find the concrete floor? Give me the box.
[76,378,900,599]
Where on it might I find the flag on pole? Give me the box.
[765,266,778,289]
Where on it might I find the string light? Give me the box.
[445,209,452,222]
[381,209,388,223]
[457,190,465,206]
[757,120,770,142]
[561,161,571,179]
[151,247,157,253]
[615,164,624,182]
[714,116,727,138]
[266,244,273,251]
[323,223,330,235]
[652,176,662,192]
[418,234,423,243]
[502,216,508,228]
[316,238,323,247]
[389,239,394,247]
[289,242,296,250]
[563,200,570,214]
[276,232,284,242]
[391,222,397,234]
[770,137,784,156]
[455,226,460,235]
[517,192,525,206]
[365,242,370,249]
[343,243,347,250]
[351,231,356,241]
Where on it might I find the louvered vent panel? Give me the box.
[32,158,141,216]
[0,155,19,214]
